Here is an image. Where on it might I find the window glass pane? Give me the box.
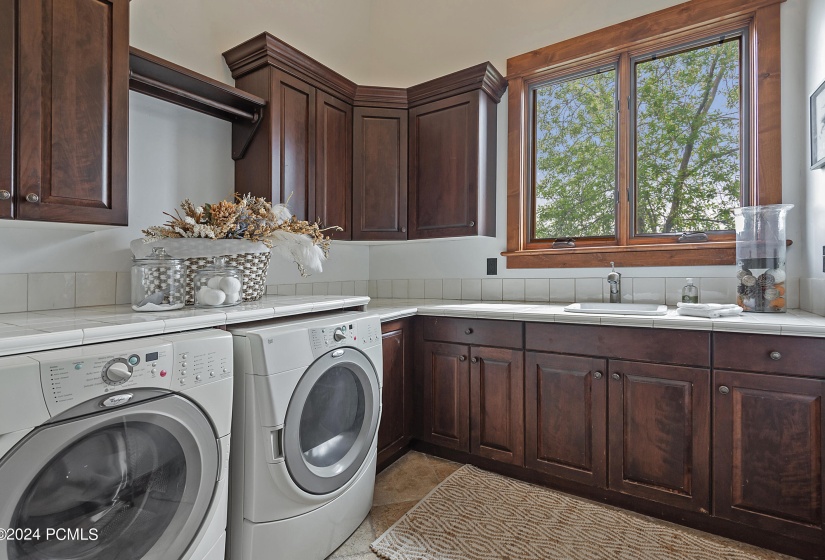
[635,38,742,235]
[533,69,617,239]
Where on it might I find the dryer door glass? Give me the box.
[0,394,218,560]
[284,348,380,495]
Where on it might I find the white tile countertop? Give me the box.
[0,295,370,357]
[2,295,825,357]
[365,299,825,337]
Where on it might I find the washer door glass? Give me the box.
[284,348,379,495]
[0,395,218,560]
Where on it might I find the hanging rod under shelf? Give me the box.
[129,47,266,159]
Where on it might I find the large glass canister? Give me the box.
[131,247,186,311]
[733,204,793,313]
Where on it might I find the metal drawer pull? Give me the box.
[26,193,39,203]
[465,328,473,335]
[0,190,10,200]
[611,373,620,380]
[769,351,781,361]
[719,385,730,395]
[593,371,603,379]
[471,357,478,364]
[458,355,466,362]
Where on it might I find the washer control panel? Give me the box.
[36,331,233,416]
[310,322,359,354]
[39,343,174,415]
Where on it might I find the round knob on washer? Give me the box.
[333,328,347,342]
[103,362,132,384]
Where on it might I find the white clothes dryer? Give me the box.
[0,329,234,560]
[229,312,383,560]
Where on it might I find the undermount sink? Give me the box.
[564,302,668,316]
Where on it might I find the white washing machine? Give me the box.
[229,312,383,560]
[0,329,234,560]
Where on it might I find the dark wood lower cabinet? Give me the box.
[608,360,710,512]
[525,352,607,487]
[470,347,523,465]
[377,319,413,469]
[714,370,824,543]
[422,341,470,452]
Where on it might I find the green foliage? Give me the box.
[533,39,742,239]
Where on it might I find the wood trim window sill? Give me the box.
[502,242,736,268]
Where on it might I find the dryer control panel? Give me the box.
[308,316,382,358]
[36,331,233,416]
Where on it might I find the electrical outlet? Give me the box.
[487,258,498,275]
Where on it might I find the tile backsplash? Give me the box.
[3,272,819,316]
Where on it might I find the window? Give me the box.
[506,0,783,268]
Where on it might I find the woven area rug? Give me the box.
[370,465,792,560]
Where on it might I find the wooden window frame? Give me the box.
[504,0,784,269]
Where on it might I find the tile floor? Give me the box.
[326,451,461,559]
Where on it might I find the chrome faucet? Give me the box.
[607,262,621,303]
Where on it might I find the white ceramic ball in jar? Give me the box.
[193,257,243,308]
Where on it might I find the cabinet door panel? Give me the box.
[609,360,710,512]
[470,347,524,465]
[0,0,12,219]
[525,352,607,487]
[422,341,470,451]
[352,107,407,240]
[17,0,128,225]
[714,370,823,543]
[378,319,412,464]
[408,92,478,239]
[314,91,351,238]
[273,70,314,221]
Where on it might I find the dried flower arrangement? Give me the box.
[142,193,340,276]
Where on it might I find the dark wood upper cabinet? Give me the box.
[13,0,128,225]
[407,64,505,240]
[352,107,407,240]
[408,90,494,239]
[608,360,710,513]
[0,0,12,220]
[377,319,413,469]
[315,91,351,237]
[525,352,607,488]
[470,346,524,465]
[714,370,824,543]
[224,34,505,241]
[422,341,471,452]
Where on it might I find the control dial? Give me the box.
[333,327,347,342]
[102,359,133,385]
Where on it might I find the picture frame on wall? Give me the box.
[812,79,825,170]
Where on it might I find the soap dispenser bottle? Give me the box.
[682,278,699,304]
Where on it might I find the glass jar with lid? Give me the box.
[131,247,186,312]
[193,257,244,308]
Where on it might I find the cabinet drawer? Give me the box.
[713,333,825,378]
[525,323,709,367]
[423,317,522,349]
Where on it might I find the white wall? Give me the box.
[366,0,807,283]
[804,0,825,279]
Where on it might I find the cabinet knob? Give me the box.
[26,193,39,203]
[0,190,9,200]
[459,355,466,362]
[611,373,621,380]
[465,328,473,335]
[719,385,730,395]
[471,357,478,364]
[769,351,781,361]
[593,371,603,380]
[401,227,406,233]
[469,221,475,227]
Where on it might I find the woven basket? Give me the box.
[182,252,271,304]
